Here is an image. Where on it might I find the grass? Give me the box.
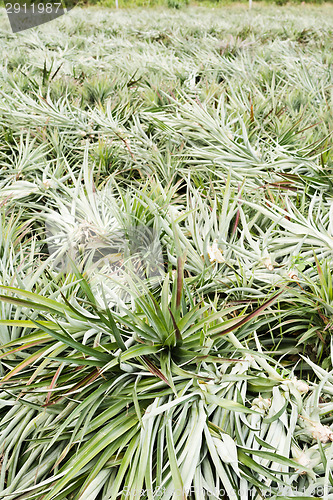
[0,3,333,499]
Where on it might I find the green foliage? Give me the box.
[0,4,333,499]
[167,0,188,9]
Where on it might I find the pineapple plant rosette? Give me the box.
[0,265,332,500]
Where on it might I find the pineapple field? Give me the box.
[1,4,333,499]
